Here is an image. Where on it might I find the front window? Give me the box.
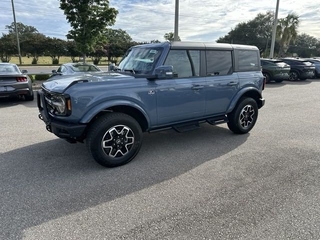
[118,47,163,74]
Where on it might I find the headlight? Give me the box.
[52,95,66,114]
[45,94,71,116]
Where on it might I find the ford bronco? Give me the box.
[37,41,265,167]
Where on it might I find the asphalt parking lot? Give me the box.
[0,79,320,240]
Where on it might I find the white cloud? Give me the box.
[1,0,320,42]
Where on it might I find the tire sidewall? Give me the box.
[87,113,142,167]
[228,98,258,134]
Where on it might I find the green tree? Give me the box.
[104,29,133,64]
[59,0,118,62]
[164,32,181,42]
[277,13,299,57]
[65,41,82,63]
[45,37,68,64]
[0,34,17,62]
[5,22,39,59]
[288,33,318,57]
[21,33,47,64]
[217,11,274,55]
[5,22,38,36]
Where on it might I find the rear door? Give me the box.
[205,50,239,115]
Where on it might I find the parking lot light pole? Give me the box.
[11,0,22,65]
[174,0,179,41]
[269,0,280,59]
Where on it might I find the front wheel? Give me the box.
[289,71,299,81]
[227,98,258,134]
[86,113,142,167]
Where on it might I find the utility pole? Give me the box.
[11,0,22,65]
[174,0,179,41]
[269,0,280,59]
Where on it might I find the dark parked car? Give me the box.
[261,58,290,83]
[280,58,315,81]
[0,63,34,101]
[49,62,102,80]
[303,58,320,78]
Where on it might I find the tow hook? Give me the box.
[46,125,52,132]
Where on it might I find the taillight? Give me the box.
[16,77,27,82]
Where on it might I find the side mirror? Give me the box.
[155,65,174,79]
[21,69,28,74]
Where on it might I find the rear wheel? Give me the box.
[86,112,142,167]
[227,97,258,134]
[24,91,34,101]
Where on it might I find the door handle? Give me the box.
[191,85,204,90]
[227,81,238,86]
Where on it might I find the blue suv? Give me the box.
[37,42,265,167]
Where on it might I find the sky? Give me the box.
[1,0,320,42]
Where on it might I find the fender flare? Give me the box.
[227,87,262,113]
[79,100,151,127]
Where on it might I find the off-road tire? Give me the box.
[86,112,142,167]
[227,97,258,134]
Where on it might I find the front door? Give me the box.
[155,49,206,125]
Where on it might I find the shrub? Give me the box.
[28,75,34,82]
[34,74,50,81]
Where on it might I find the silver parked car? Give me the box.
[0,63,34,101]
[49,62,103,80]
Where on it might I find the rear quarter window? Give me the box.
[236,50,260,71]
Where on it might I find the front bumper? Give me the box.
[258,98,265,109]
[37,90,86,139]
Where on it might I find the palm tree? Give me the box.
[277,13,299,57]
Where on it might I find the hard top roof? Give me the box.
[132,41,258,50]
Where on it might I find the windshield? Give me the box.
[118,47,163,74]
[71,64,100,72]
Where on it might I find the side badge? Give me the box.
[148,90,155,95]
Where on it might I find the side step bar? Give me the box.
[207,115,228,125]
[173,122,200,133]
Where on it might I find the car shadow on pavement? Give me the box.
[265,82,287,88]
[0,124,248,239]
[0,95,36,108]
[283,79,313,85]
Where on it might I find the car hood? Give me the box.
[42,72,135,93]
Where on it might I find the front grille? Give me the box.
[42,89,56,115]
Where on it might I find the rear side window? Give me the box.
[206,50,233,76]
[237,50,260,71]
